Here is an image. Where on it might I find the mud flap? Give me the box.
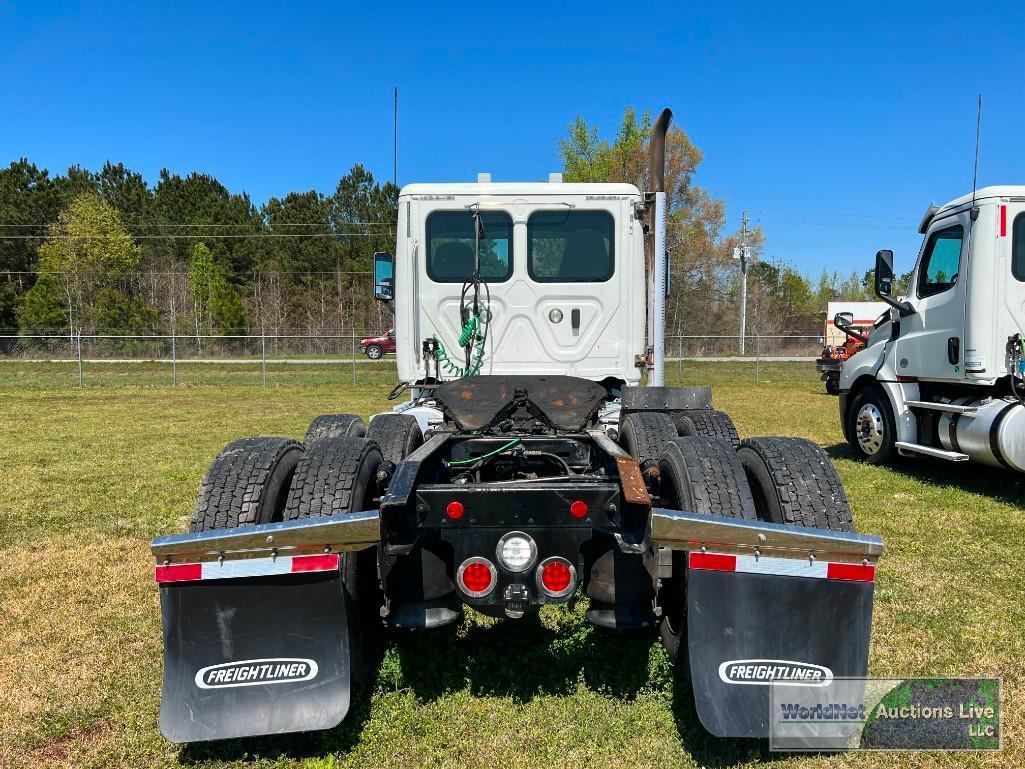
[159,569,357,743]
[686,569,874,738]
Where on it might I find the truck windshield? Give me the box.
[426,211,512,283]
[528,210,614,282]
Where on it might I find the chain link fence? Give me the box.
[0,332,824,388]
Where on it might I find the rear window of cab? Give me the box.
[425,211,513,283]
[528,210,614,282]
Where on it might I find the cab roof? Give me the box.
[920,185,1025,233]
[399,181,642,199]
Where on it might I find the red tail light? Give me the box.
[446,500,465,519]
[457,557,497,597]
[536,557,576,598]
[569,499,589,519]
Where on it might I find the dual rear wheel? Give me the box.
[616,411,856,662]
[187,413,425,671]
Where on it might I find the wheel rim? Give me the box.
[368,347,381,359]
[855,403,886,455]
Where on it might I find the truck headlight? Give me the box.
[495,531,537,572]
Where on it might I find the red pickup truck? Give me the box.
[359,329,396,359]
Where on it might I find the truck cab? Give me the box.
[840,186,1025,472]
[379,180,647,385]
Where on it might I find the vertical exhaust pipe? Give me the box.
[649,108,672,386]
[649,108,673,193]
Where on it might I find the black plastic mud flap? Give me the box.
[159,568,356,743]
[686,568,874,738]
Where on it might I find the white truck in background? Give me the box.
[839,186,1025,473]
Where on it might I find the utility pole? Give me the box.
[733,209,752,355]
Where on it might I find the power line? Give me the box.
[0,221,395,228]
[0,232,394,240]
[753,216,909,231]
[1,269,373,276]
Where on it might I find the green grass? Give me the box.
[0,362,1021,768]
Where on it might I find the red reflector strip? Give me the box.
[155,552,341,584]
[688,550,875,582]
[826,562,876,582]
[688,551,737,572]
[291,553,340,573]
[155,562,202,583]
[1000,205,1007,237]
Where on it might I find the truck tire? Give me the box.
[190,437,304,532]
[737,437,855,532]
[825,375,840,396]
[656,436,757,662]
[619,412,678,469]
[366,344,383,360]
[366,413,423,463]
[674,409,740,448]
[283,437,384,681]
[284,437,383,520]
[847,384,897,465]
[304,413,367,445]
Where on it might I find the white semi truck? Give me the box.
[840,186,1025,472]
[150,109,883,744]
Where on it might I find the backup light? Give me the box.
[495,531,537,572]
[457,557,497,597]
[536,557,576,598]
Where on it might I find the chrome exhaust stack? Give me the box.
[647,107,672,386]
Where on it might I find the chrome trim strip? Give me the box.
[150,510,381,562]
[650,508,883,560]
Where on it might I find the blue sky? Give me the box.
[3,0,1024,278]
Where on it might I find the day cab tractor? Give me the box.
[150,109,883,744]
[841,187,1025,472]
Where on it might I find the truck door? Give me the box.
[896,214,968,381]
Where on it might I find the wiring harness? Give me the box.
[428,207,491,379]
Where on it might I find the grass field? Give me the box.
[1,362,1021,768]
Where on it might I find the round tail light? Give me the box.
[536,557,576,599]
[457,557,497,597]
[446,500,465,519]
[569,499,589,519]
[495,531,537,572]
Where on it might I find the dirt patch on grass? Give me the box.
[17,720,112,766]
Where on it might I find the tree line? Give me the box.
[0,161,397,337]
[1,109,892,340]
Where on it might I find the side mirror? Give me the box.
[833,310,868,343]
[874,249,894,297]
[834,311,855,330]
[373,252,394,301]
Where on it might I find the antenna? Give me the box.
[393,86,398,188]
[970,92,982,219]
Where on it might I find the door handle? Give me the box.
[947,337,960,365]
[571,308,580,334]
